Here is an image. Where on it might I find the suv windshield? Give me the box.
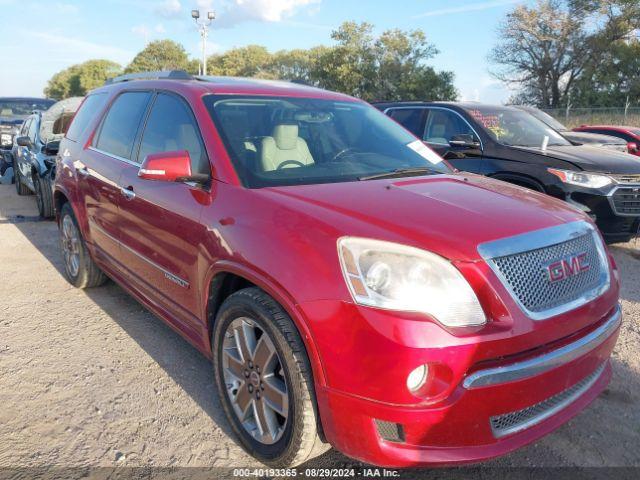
[525,108,568,132]
[0,99,54,119]
[466,106,572,148]
[204,95,450,188]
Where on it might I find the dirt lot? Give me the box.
[1,183,639,473]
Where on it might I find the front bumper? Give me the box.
[558,188,640,241]
[300,293,621,468]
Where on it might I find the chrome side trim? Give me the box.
[490,362,606,438]
[463,304,621,389]
[90,220,190,289]
[478,221,611,321]
[88,146,140,167]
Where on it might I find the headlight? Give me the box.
[547,168,613,189]
[338,237,486,327]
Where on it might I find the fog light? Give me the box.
[406,364,428,392]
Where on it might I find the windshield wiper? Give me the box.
[358,167,438,181]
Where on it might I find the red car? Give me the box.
[54,71,621,468]
[573,125,640,156]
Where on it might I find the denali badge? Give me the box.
[546,252,590,283]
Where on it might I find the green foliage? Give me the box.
[44,60,122,99]
[492,0,640,107]
[206,22,457,101]
[45,24,457,102]
[125,40,192,74]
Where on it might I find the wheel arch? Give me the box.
[489,172,547,192]
[203,261,327,389]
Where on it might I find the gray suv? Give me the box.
[13,97,82,218]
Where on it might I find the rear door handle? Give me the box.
[120,186,136,201]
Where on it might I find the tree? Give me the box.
[44,60,122,99]
[208,45,275,78]
[492,0,640,107]
[490,0,589,108]
[125,40,193,73]
[313,22,456,101]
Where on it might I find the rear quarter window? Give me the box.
[66,93,108,142]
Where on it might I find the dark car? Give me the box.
[375,101,640,243]
[573,125,640,157]
[53,71,620,468]
[515,106,630,154]
[0,97,55,182]
[13,97,82,217]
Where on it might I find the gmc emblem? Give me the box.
[546,252,590,283]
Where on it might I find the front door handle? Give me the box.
[120,186,136,201]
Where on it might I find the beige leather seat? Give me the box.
[260,124,314,171]
[425,124,448,144]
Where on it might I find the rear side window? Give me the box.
[95,91,151,160]
[388,108,424,137]
[66,93,108,142]
[137,93,208,174]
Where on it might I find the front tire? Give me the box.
[15,165,31,196]
[34,173,54,219]
[59,203,107,289]
[212,288,327,467]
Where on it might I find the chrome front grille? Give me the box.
[610,186,640,216]
[490,363,605,438]
[611,174,640,184]
[478,222,610,320]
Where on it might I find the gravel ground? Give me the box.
[0,183,639,474]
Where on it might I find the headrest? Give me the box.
[431,124,446,137]
[273,124,298,150]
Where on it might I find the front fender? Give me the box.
[202,259,328,388]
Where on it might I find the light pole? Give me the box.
[192,9,215,76]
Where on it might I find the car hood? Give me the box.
[512,144,640,173]
[264,174,584,262]
[563,131,627,145]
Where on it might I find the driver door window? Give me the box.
[423,109,477,145]
[137,93,209,176]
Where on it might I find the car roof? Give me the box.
[92,75,358,103]
[371,101,519,112]
[578,125,638,131]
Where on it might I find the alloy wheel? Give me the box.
[222,317,289,445]
[61,215,81,277]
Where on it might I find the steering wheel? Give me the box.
[277,160,306,170]
[331,147,359,162]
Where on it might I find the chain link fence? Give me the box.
[541,107,640,129]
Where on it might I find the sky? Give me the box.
[0,0,533,103]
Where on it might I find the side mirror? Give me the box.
[43,140,60,156]
[138,150,207,183]
[449,134,480,149]
[628,142,638,154]
[16,136,31,148]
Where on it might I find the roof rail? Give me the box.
[105,70,193,85]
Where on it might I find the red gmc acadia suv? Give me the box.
[54,71,622,468]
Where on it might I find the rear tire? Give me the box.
[59,202,107,289]
[34,173,54,219]
[15,165,31,196]
[212,287,328,467]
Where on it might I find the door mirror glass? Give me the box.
[139,150,207,183]
[16,136,31,147]
[449,134,480,149]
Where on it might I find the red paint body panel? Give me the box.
[54,78,622,467]
[573,125,640,156]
